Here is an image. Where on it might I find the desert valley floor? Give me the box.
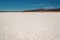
[0,12,60,40]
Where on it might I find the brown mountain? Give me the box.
[22,8,60,12]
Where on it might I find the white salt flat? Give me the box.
[0,12,60,40]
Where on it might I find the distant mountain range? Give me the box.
[22,8,60,12]
[0,8,60,12]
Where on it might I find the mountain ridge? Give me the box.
[22,8,60,12]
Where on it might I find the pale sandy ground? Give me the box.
[0,12,60,40]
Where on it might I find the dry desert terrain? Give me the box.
[0,12,60,40]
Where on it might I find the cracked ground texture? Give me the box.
[0,13,60,40]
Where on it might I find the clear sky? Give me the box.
[0,0,60,11]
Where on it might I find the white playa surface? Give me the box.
[0,12,60,40]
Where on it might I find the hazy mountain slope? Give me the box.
[22,9,60,12]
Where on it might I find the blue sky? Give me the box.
[0,0,60,11]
